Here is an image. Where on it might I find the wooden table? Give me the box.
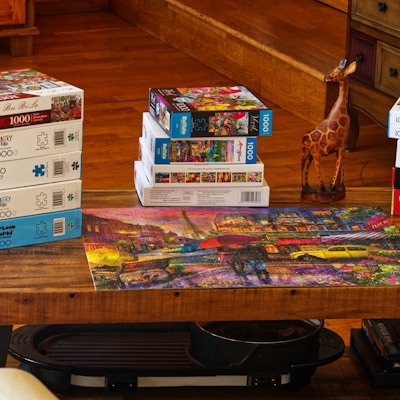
[1,188,399,366]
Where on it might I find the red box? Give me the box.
[393,167,400,188]
[391,188,400,215]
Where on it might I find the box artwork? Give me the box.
[148,86,272,138]
[139,137,264,187]
[0,69,83,129]
[141,112,257,164]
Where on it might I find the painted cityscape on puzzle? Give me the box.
[82,207,400,290]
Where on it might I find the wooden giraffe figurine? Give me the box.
[301,59,357,202]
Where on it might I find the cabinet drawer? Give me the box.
[376,41,400,96]
[348,30,376,86]
[352,0,400,37]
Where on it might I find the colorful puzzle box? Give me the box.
[141,112,257,164]
[139,137,264,187]
[0,208,82,249]
[148,86,272,138]
[0,68,83,129]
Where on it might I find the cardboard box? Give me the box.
[0,180,81,220]
[148,86,272,138]
[392,188,400,216]
[0,151,82,190]
[0,68,83,129]
[134,160,270,207]
[141,112,257,164]
[388,97,400,139]
[0,120,82,161]
[0,208,82,249]
[139,137,264,187]
[392,167,400,189]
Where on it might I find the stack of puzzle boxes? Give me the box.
[0,69,83,249]
[389,97,400,216]
[134,86,272,207]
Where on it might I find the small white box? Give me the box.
[0,180,81,220]
[396,140,400,168]
[0,121,83,161]
[388,97,400,139]
[134,160,269,207]
[0,151,81,190]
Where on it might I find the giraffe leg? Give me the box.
[301,148,313,191]
[335,161,345,191]
[330,150,344,191]
[312,154,326,192]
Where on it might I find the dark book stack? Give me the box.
[351,318,400,386]
[0,69,83,249]
[134,86,273,207]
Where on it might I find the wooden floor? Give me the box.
[0,10,398,400]
[113,0,348,125]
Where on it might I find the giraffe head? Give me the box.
[324,59,357,83]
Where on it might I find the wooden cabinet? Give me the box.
[0,0,25,25]
[0,0,39,56]
[347,0,400,150]
[318,0,348,12]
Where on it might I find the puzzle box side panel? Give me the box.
[134,161,269,207]
[0,151,82,190]
[0,208,82,249]
[139,137,264,187]
[0,120,83,161]
[0,179,82,220]
[141,113,257,164]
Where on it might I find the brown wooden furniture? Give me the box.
[34,0,109,15]
[1,188,399,327]
[0,0,39,56]
[318,0,349,12]
[347,0,400,150]
[1,188,399,395]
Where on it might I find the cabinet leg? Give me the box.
[347,106,359,152]
[0,325,13,367]
[10,36,33,57]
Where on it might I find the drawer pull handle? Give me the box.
[355,53,364,63]
[377,2,388,12]
[389,67,398,78]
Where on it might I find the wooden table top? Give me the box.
[1,188,399,325]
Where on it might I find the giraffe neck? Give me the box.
[327,79,349,120]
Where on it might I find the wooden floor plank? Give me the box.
[125,0,348,124]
